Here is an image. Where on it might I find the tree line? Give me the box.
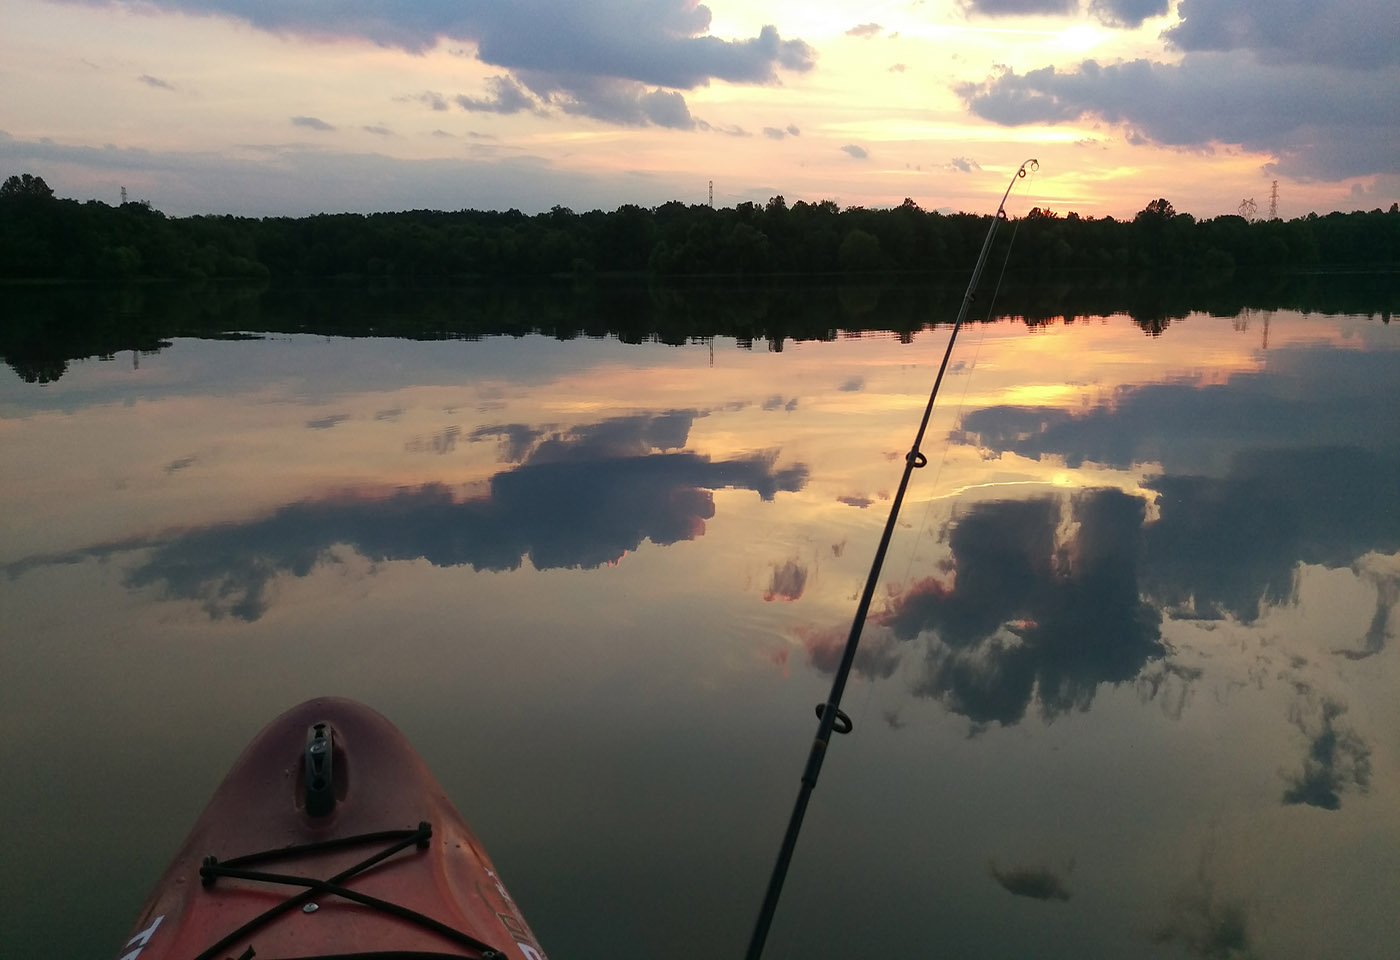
[2,173,1397,283]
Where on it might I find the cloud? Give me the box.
[405,425,462,455]
[1165,0,1398,70]
[0,129,702,216]
[957,53,1400,179]
[948,156,981,173]
[763,127,789,140]
[841,144,869,160]
[291,115,336,132]
[989,862,1072,901]
[1281,689,1372,810]
[764,559,808,602]
[962,0,1172,28]
[362,124,394,136]
[846,23,882,38]
[838,376,865,391]
[1088,0,1170,28]
[468,423,545,463]
[889,63,907,73]
[5,411,808,620]
[1336,555,1399,660]
[305,413,350,429]
[961,0,1077,15]
[74,1,814,131]
[838,495,872,509]
[398,91,450,111]
[137,74,175,91]
[455,75,542,115]
[165,456,197,474]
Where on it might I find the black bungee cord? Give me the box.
[744,158,1040,960]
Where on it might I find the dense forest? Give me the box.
[2,173,1398,282]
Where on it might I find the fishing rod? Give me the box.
[744,158,1039,960]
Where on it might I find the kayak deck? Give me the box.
[118,697,546,960]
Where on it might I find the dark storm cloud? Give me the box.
[74,1,813,130]
[291,115,336,132]
[868,490,1163,726]
[958,53,1400,180]
[1281,690,1372,810]
[989,862,1072,901]
[5,411,807,620]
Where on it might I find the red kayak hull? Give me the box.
[116,697,547,960]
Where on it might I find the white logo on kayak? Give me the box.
[117,914,164,960]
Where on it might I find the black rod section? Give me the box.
[744,159,1038,960]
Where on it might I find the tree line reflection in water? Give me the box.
[2,269,1393,383]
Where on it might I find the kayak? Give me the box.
[116,697,547,960]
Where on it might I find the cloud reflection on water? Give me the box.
[6,411,808,621]
[869,489,1164,727]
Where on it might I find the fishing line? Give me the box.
[745,159,1040,960]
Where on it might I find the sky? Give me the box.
[0,0,1396,218]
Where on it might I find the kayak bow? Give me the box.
[117,697,547,960]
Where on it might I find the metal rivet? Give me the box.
[303,902,319,914]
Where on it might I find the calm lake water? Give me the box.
[2,282,1398,959]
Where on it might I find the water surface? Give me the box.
[1,286,1397,959]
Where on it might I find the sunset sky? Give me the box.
[1,0,1396,219]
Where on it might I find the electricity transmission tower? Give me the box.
[1269,181,1278,219]
[1238,198,1257,221]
